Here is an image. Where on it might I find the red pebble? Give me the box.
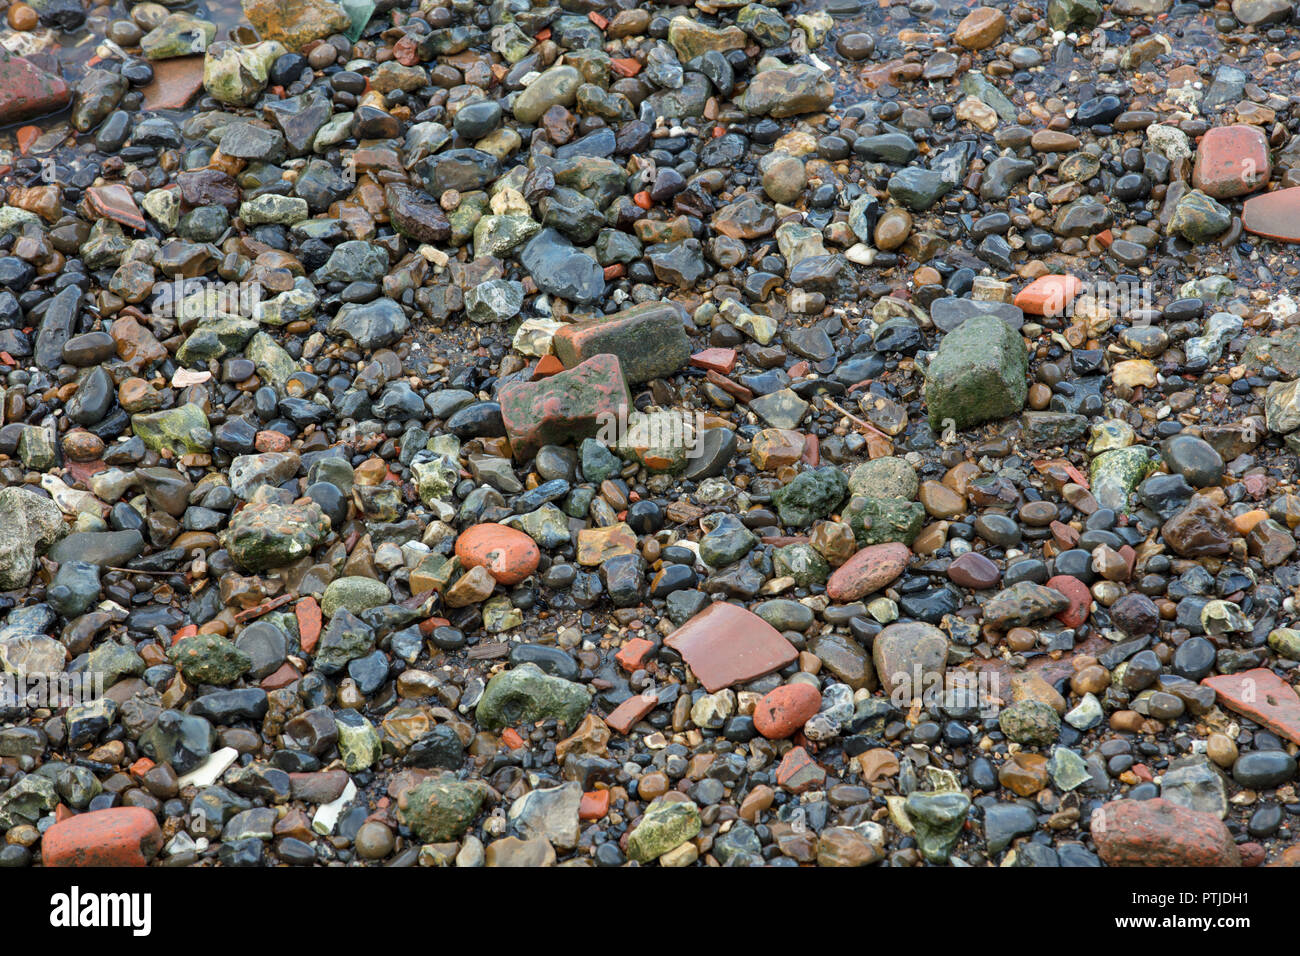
[295,597,322,654]
[754,683,822,740]
[615,637,655,672]
[579,790,610,820]
[1047,574,1091,629]
[42,808,163,867]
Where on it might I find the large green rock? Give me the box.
[476,662,589,730]
[667,16,746,60]
[924,313,1027,430]
[220,489,330,571]
[627,798,702,862]
[771,466,848,528]
[176,313,258,365]
[321,576,392,618]
[905,791,971,864]
[131,403,212,456]
[170,633,250,685]
[314,608,374,675]
[141,13,217,60]
[773,542,830,586]
[399,776,489,842]
[202,40,286,106]
[1168,189,1231,243]
[738,65,834,118]
[1090,446,1159,511]
[1047,0,1102,29]
[842,496,925,546]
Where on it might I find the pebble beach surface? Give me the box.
[0,0,1298,868]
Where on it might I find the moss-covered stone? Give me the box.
[999,699,1062,746]
[476,662,589,730]
[131,403,212,457]
[219,490,329,572]
[627,798,702,862]
[398,775,489,842]
[773,542,830,586]
[1090,446,1159,511]
[771,466,848,528]
[842,496,925,546]
[170,633,250,685]
[924,313,1027,430]
[905,791,970,864]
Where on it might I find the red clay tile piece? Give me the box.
[296,597,322,654]
[691,348,737,374]
[664,602,798,693]
[0,49,71,124]
[261,661,301,690]
[1192,124,1270,198]
[615,637,655,672]
[140,55,205,111]
[1047,574,1091,629]
[775,746,826,792]
[605,692,658,734]
[532,354,564,379]
[801,434,819,466]
[610,57,641,78]
[1243,187,1300,242]
[169,624,197,646]
[1202,668,1300,745]
[86,184,147,231]
[579,790,610,819]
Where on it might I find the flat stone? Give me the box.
[499,353,631,461]
[826,542,911,601]
[41,807,163,867]
[0,49,71,125]
[1091,798,1240,866]
[86,185,147,231]
[929,297,1024,333]
[1243,187,1300,242]
[141,55,206,110]
[1202,668,1300,745]
[665,602,798,693]
[1013,274,1082,316]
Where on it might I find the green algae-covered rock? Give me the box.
[627,798,702,862]
[842,496,926,546]
[476,662,589,730]
[398,776,489,842]
[925,313,1027,431]
[170,633,251,685]
[131,403,212,457]
[771,466,848,528]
